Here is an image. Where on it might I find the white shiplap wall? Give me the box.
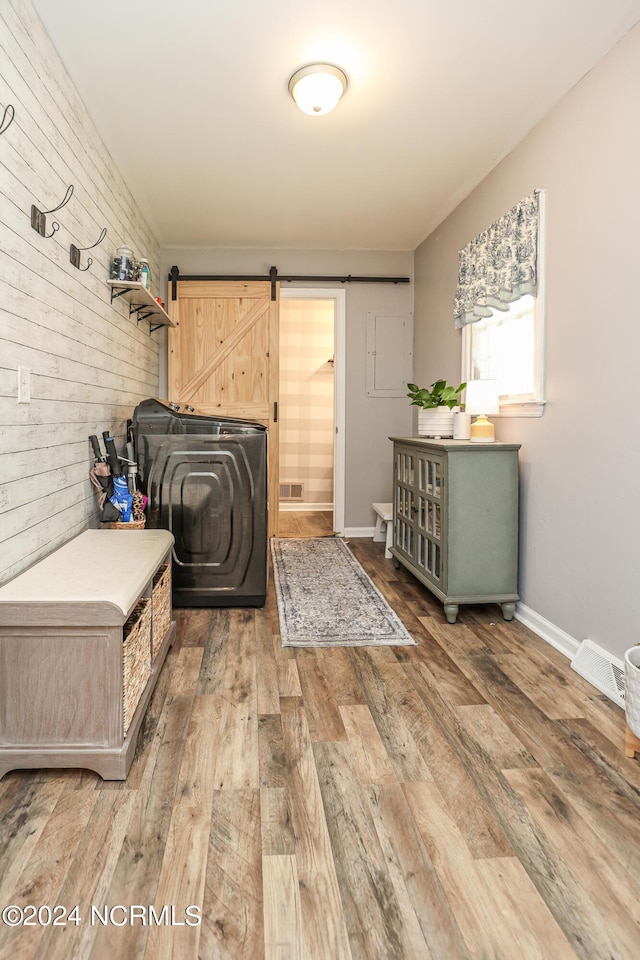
[0,0,162,584]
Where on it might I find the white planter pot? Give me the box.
[624,646,640,737]
[417,408,455,439]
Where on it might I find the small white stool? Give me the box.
[372,502,393,559]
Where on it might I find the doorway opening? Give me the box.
[278,288,346,537]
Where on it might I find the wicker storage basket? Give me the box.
[151,563,171,659]
[111,519,146,530]
[122,598,152,735]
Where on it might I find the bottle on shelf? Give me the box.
[139,258,152,291]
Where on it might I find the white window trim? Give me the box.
[461,190,546,418]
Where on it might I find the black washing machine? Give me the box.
[132,398,267,607]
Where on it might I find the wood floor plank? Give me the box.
[455,703,539,770]
[0,789,98,960]
[195,609,231,694]
[261,787,295,857]
[556,715,640,796]
[393,663,513,858]
[90,691,194,960]
[403,780,530,960]
[495,646,624,747]
[315,648,366,706]
[277,514,302,537]
[295,658,348,742]
[199,789,264,960]
[212,691,259,791]
[475,858,578,960]
[209,610,260,791]
[0,768,25,807]
[256,608,281,715]
[166,647,204,698]
[375,659,514,863]
[262,854,303,960]
[313,740,431,960]
[451,606,525,656]
[504,767,640,957]
[295,512,334,537]
[366,781,471,959]
[279,697,353,960]
[274,637,302,696]
[355,643,402,664]
[35,789,135,960]
[395,640,488,707]
[403,652,623,957]
[338,705,398,785]
[0,776,67,907]
[439,650,640,875]
[173,607,214,648]
[143,695,219,959]
[258,713,289,789]
[418,615,496,656]
[348,650,434,783]
[447,651,586,773]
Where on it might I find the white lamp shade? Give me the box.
[465,379,500,415]
[289,64,347,116]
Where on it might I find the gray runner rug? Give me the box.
[271,537,416,647]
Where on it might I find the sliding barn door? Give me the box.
[167,280,279,536]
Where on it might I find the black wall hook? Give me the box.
[31,183,74,238]
[70,226,107,271]
[0,103,15,136]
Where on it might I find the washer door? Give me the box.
[149,435,265,598]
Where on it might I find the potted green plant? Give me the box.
[407,379,466,437]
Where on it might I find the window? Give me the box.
[461,293,545,416]
[456,191,546,417]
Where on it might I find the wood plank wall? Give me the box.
[0,0,161,584]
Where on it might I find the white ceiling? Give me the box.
[33,0,640,251]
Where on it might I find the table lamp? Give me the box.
[465,380,500,442]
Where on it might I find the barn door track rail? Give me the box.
[169,265,410,302]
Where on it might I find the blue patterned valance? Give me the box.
[454,192,540,329]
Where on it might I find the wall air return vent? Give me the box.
[570,639,624,709]
[279,482,304,501]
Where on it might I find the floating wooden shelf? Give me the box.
[107,279,174,330]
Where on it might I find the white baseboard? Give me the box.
[343,527,375,539]
[514,602,580,660]
[279,502,333,513]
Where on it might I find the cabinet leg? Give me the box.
[444,603,459,624]
[392,558,400,569]
[501,602,516,621]
[625,724,640,758]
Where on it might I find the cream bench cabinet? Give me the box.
[390,437,521,624]
[0,529,175,780]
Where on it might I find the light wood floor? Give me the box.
[1,514,639,959]
[277,509,334,538]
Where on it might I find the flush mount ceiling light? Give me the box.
[288,63,347,116]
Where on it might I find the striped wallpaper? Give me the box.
[279,299,334,507]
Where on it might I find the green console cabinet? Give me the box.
[390,438,521,624]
